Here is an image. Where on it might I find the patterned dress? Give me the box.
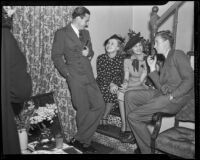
[96,53,124,103]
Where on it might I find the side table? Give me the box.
[24,139,82,154]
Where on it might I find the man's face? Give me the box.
[154,35,167,54]
[77,13,90,30]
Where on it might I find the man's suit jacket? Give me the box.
[149,49,194,104]
[52,23,95,84]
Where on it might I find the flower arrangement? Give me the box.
[29,103,60,146]
[29,103,58,126]
[14,101,36,132]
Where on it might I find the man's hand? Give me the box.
[147,55,157,72]
[82,46,89,57]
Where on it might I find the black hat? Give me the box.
[104,34,125,47]
[124,32,143,52]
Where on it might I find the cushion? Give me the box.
[156,127,195,159]
[176,98,195,122]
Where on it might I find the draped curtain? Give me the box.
[12,6,77,140]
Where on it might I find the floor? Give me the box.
[90,141,132,154]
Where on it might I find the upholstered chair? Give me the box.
[150,51,195,158]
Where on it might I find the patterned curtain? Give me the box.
[12,6,77,141]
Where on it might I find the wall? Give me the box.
[132,1,194,53]
[86,6,133,77]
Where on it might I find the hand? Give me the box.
[147,55,157,72]
[110,83,118,94]
[120,82,128,91]
[161,84,172,95]
[82,46,89,57]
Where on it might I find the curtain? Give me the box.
[12,6,77,141]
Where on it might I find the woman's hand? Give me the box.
[147,55,157,72]
[119,82,128,91]
[110,83,118,94]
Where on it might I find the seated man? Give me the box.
[120,30,194,154]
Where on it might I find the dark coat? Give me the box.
[51,23,95,84]
[2,18,32,154]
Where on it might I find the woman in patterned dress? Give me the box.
[96,34,125,125]
[118,33,149,136]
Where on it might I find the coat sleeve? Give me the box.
[171,51,194,99]
[148,70,162,90]
[85,30,94,59]
[51,30,69,78]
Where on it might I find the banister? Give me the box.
[156,1,184,26]
[149,1,184,55]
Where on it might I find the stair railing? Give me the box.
[149,1,185,55]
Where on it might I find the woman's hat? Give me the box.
[104,34,125,47]
[124,32,143,52]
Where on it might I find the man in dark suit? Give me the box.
[51,6,105,153]
[120,30,194,154]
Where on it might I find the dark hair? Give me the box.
[72,7,90,19]
[104,34,125,55]
[155,30,174,48]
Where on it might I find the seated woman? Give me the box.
[117,33,148,136]
[120,30,194,154]
[96,34,125,126]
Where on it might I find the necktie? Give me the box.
[79,30,83,42]
[132,59,139,72]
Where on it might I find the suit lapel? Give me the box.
[65,24,82,46]
[159,50,173,84]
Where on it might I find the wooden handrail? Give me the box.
[156,1,184,26]
[149,1,185,55]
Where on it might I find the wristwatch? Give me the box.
[169,94,174,101]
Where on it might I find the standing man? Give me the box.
[51,6,105,153]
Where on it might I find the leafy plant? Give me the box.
[14,101,36,132]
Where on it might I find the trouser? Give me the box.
[124,89,183,154]
[67,79,105,145]
[11,102,23,116]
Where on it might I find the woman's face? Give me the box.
[106,39,119,54]
[154,35,168,54]
[131,42,143,55]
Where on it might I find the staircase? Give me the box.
[92,105,137,153]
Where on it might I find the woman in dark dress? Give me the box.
[96,34,125,125]
[2,6,32,154]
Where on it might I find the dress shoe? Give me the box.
[68,138,83,149]
[134,147,141,154]
[119,131,132,138]
[82,145,97,153]
[120,132,136,143]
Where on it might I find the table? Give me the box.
[23,139,82,154]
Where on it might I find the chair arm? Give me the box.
[151,112,174,153]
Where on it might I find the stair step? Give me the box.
[93,132,136,153]
[110,106,120,117]
[94,105,137,153]
[96,124,135,144]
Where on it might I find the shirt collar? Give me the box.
[71,23,79,37]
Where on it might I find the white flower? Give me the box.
[30,103,58,125]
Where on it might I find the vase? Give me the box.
[18,128,28,153]
[54,133,63,149]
